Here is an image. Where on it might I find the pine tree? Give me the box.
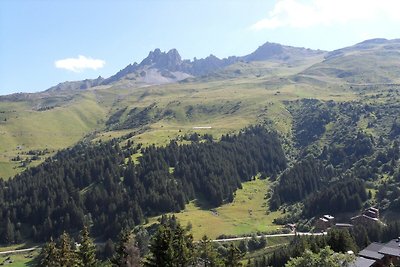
[2,217,15,244]
[172,225,195,266]
[145,225,174,267]
[78,225,97,267]
[37,237,60,267]
[111,228,141,267]
[58,231,78,267]
[224,243,244,267]
[197,235,223,267]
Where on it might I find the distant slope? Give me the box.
[46,76,104,92]
[0,91,107,179]
[243,42,324,63]
[300,38,400,84]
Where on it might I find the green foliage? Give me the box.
[303,179,367,216]
[78,225,97,267]
[145,220,195,267]
[326,229,358,253]
[58,231,78,267]
[111,228,141,267]
[285,246,355,267]
[0,126,286,243]
[247,234,267,251]
[197,235,223,267]
[224,243,245,267]
[270,157,334,209]
[37,237,59,267]
[289,99,334,147]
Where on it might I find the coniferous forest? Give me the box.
[1,97,400,266]
[0,126,286,244]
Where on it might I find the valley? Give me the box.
[1,38,400,266]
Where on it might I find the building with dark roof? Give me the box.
[351,207,381,228]
[350,257,376,267]
[334,223,353,228]
[356,239,400,266]
[377,239,400,266]
[315,214,335,231]
[358,242,385,261]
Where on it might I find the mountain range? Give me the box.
[44,41,324,93]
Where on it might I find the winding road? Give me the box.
[0,232,327,255]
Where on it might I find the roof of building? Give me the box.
[368,207,379,212]
[335,223,353,227]
[378,239,400,257]
[358,242,385,260]
[351,214,379,221]
[323,214,334,220]
[319,217,328,222]
[350,257,376,267]
[364,210,378,217]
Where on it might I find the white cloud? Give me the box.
[55,55,105,72]
[251,0,400,30]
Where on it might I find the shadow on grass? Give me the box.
[26,256,39,267]
[192,193,221,210]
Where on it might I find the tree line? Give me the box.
[37,216,246,267]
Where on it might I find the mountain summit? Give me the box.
[140,48,183,71]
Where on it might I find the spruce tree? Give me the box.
[37,237,60,267]
[78,225,97,267]
[224,243,244,267]
[197,235,223,267]
[145,225,174,267]
[58,231,78,267]
[111,228,141,267]
[172,224,195,266]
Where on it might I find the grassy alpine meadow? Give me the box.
[0,92,107,178]
[148,178,284,240]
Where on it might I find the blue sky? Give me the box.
[1,0,400,95]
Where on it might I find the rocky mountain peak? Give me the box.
[140,48,182,71]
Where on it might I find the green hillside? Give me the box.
[0,92,107,179]
[0,45,387,179]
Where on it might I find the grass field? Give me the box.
[0,253,37,267]
[148,178,284,240]
[0,243,39,267]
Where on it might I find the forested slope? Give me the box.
[0,126,286,244]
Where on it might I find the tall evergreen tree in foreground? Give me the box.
[224,243,245,267]
[37,237,60,267]
[58,231,78,267]
[197,235,223,267]
[78,225,97,267]
[145,219,195,267]
[111,228,141,267]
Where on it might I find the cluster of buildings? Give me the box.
[352,239,400,267]
[314,207,381,232]
[312,207,400,267]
